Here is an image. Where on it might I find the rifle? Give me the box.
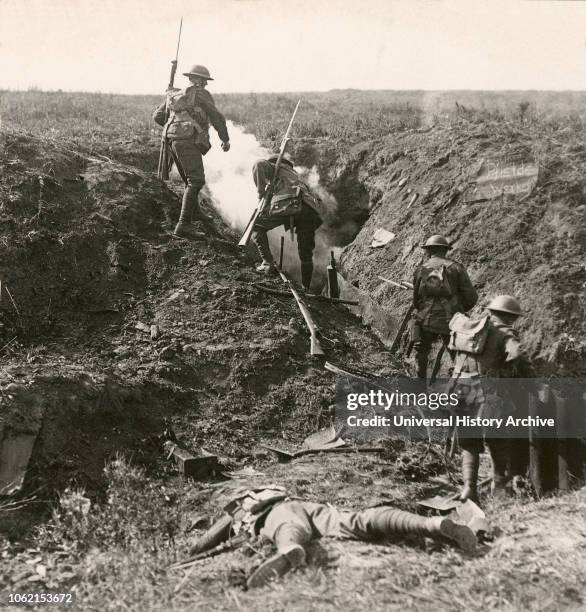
[390,304,415,354]
[378,276,414,290]
[238,100,302,247]
[157,18,183,181]
[277,268,324,356]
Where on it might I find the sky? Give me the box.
[1,0,585,93]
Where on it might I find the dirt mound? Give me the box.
[312,116,585,375]
[0,129,397,509]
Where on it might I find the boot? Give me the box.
[458,449,480,502]
[487,438,510,499]
[246,523,307,589]
[364,508,476,554]
[256,260,278,275]
[251,229,275,271]
[174,184,205,239]
[300,261,314,292]
[191,203,215,226]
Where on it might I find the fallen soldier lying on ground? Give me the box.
[188,486,477,589]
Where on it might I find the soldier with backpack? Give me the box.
[251,152,323,291]
[153,64,230,239]
[412,235,478,379]
[448,295,534,501]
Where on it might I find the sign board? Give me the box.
[465,157,539,203]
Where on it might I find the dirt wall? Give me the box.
[305,116,585,375]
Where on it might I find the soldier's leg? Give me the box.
[456,386,484,501]
[458,439,482,502]
[251,218,283,273]
[295,208,319,291]
[171,141,206,237]
[331,506,476,553]
[486,437,511,498]
[441,333,457,369]
[247,501,311,588]
[415,329,436,379]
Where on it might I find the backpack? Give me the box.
[420,264,453,298]
[164,88,211,154]
[266,186,304,218]
[448,313,490,354]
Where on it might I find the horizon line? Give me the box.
[2,87,586,97]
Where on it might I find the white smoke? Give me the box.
[205,122,342,290]
[205,120,269,229]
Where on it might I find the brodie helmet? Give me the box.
[183,65,214,80]
[487,295,523,316]
[421,235,452,249]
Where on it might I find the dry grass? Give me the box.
[2,454,583,611]
[1,89,584,611]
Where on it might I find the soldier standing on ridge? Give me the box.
[412,235,478,379]
[449,295,534,501]
[153,64,230,239]
[251,152,323,291]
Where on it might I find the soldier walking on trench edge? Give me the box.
[412,235,478,379]
[153,64,230,239]
[251,152,323,291]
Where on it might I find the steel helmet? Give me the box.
[268,152,294,166]
[487,295,523,316]
[183,65,214,80]
[422,235,451,249]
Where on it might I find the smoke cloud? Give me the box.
[205,121,269,228]
[205,122,342,290]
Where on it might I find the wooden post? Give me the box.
[509,389,529,479]
[554,391,570,491]
[555,388,586,489]
[529,391,558,496]
[327,251,340,299]
[528,393,543,497]
[279,235,285,269]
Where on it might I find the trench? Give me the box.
[202,122,371,291]
[203,122,394,336]
[0,125,400,538]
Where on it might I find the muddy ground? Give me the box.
[0,92,585,611]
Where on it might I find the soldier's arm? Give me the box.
[252,160,273,197]
[457,266,478,312]
[152,99,167,127]
[504,336,535,377]
[196,90,230,143]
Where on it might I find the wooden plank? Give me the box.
[164,441,220,479]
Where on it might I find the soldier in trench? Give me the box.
[411,235,478,379]
[153,64,230,239]
[448,294,534,502]
[251,152,323,291]
[189,486,476,589]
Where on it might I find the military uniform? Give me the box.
[191,486,476,589]
[153,80,229,235]
[252,158,322,290]
[412,254,478,379]
[450,304,533,501]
